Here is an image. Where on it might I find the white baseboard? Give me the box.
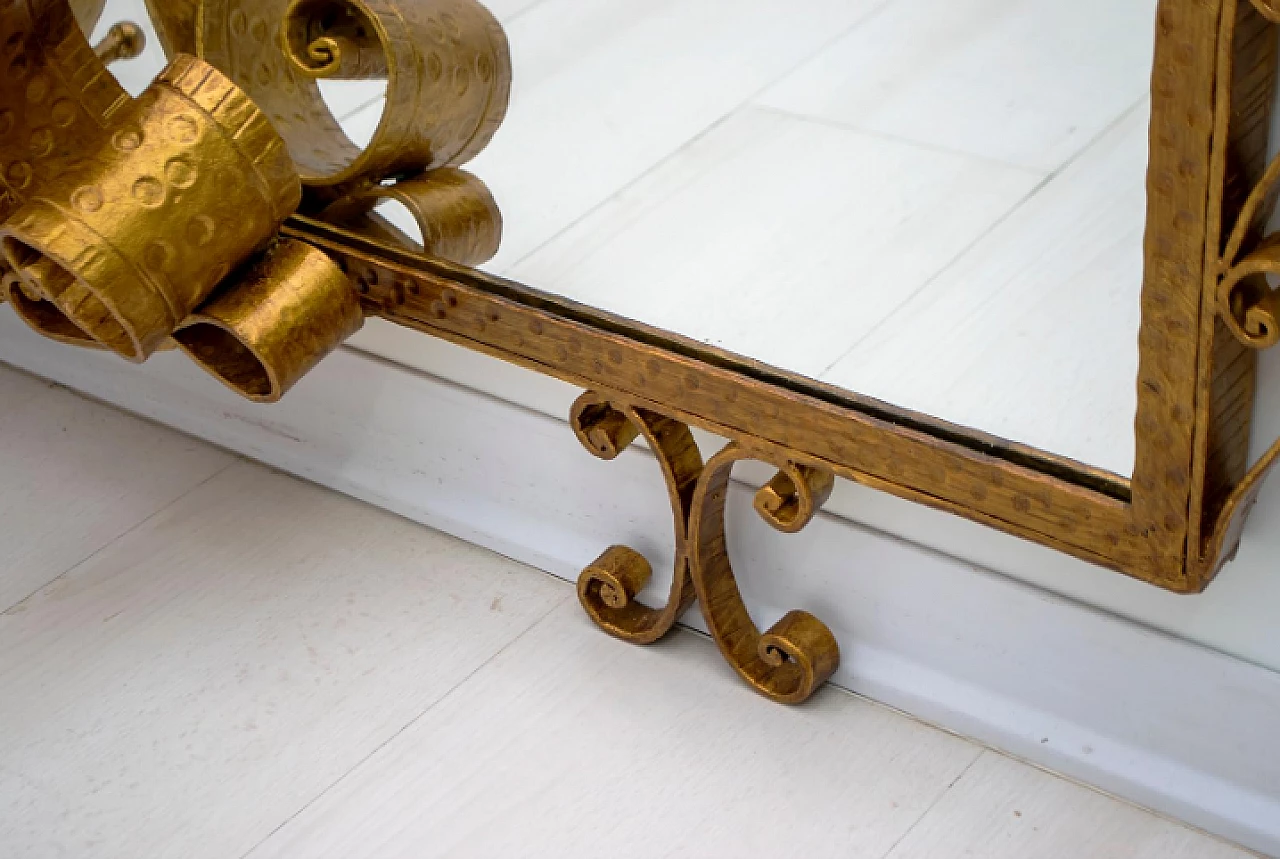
[3,315,1278,855]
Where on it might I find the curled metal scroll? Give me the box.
[2,0,509,401]
[1207,12,1280,577]
[571,393,702,645]
[0,0,130,252]
[318,167,502,266]
[143,0,511,189]
[140,0,510,257]
[571,392,841,704]
[3,56,301,361]
[1217,235,1280,351]
[173,237,364,401]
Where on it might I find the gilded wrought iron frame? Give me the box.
[5,0,1280,702]
[298,0,1280,592]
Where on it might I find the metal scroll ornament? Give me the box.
[1,0,509,400]
[1,0,847,705]
[570,393,841,705]
[11,0,1279,704]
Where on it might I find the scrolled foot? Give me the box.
[569,393,702,645]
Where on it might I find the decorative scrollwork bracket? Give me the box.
[570,392,840,705]
[1201,32,1280,575]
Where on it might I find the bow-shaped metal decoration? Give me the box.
[1,0,509,401]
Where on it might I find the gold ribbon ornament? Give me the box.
[1,0,510,401]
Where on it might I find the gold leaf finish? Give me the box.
[569,391,839,705]
[174,238,364,402]
[199,0,510,187]
[1217,236,1280,350]
[0,0,130,298]
[0,0,504,402]
[142,0,199,57]
[691,443,840,704]
[2,56,301,361]
[318,168,502,266]
[570,394,701,646]
[5,0,1280,705]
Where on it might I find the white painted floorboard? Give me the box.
[506,106,1041,380]
[0,366,1253,858]
[824,100,1149,470]
[756,0,1158,171]
[0,381,234,612]
[885,753,1252,859]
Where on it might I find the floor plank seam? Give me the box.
[495,0,900,277]
[236,591,574,859]
[814,95,1151,380]
[748,102,1051,175]
[877,748,986,859]
[499,0,554,27]
[0,456,242,616]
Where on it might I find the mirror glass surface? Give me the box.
[438,0,1156,477]
[93,0,1158,478]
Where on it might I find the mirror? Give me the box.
[43,0,1277,597]
[85,0,1157,478]
[358,0,1155,478]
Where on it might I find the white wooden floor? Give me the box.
[0,363,1254,859]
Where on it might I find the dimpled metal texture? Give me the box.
[0,0,130,316]
[174,237,364,402]
[2,55,301,361]
[2,0,505,393]
[199,0,510,187]
[318,167,502,266]
[7,0,1280,709]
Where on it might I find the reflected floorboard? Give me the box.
[327,0,1154,477]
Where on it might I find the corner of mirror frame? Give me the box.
[307,0,1280,597]
[1178,0,1280,591]
[6,0,1280,704]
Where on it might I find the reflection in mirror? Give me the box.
[87,0,1156,478]
[351,0,1156,478]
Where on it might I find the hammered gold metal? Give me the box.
[1,0,505,398]
[754,465,836,535]
[196,0,511,188]
[279,0,1280,605]
[7,0,1280,707]
[174,238,362,402]
[1217,236,1280,350]
[141,0,199,56]
[0,0,131,300]
[581,546,653,612]
[282,0,390,80]
[568,391,838,704]
[69,0,106,33]
[92,20,146,65]
[318,168,501,266]
[690,443,839,705]
[1251,0,1280,22]
[2,55,300,361]
[570,393,701,646]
